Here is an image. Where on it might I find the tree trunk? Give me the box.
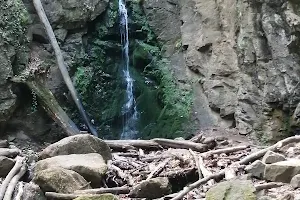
[32,0,98,136]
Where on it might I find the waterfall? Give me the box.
[119,0,139,139]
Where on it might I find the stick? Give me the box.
[239,136,300,165]
[45,192,96,199]
[15,182,23,200]
[0,157,25,200]
[170,171,225,200]
[189,149,203,179]
[0,148,20,157]
[198,155,214,185]
[109,163,134,186]
[203,145,249,156]
[254,182,284,191]
[0,140,8,148]
[146,158,171,180]
[105,140,161,150]
[152,138,208,152]
[32,0,97,136]
[74,186,130,194]
[3,164,27,200]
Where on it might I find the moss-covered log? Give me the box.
[12,77,80,136]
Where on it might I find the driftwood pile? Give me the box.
[43,134,300,200]
[0,140,27,200]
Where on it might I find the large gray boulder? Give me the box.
[35,153,107,186]
[245,160,266,179]
[38,0,109,29]
[262,151,286,164]
[291,174,300,189]
[206,180,256,200]
[264,159,300,183]
[33,167,91,193]
[39,134,112,162]
[0,156,15,177]
[129,177,171,199]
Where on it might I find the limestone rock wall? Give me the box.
[144,0,300,141]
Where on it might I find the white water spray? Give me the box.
[119,0,139,139]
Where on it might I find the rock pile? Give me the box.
[2,131,300,199]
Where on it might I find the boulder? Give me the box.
[264,159,300,183]
[290,174,300,189]
[206,180,256,200]
[245,160,266,179]
[38,134,112,162]
[74,194,119,200]
[33,167,91,193]
[0,156,15,177]
[129,177,171,199]
[35,153,107,187]
[23,182,47,200]
[262,151,286,164]
[40,0,109,29]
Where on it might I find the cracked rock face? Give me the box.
[145,0,300,141]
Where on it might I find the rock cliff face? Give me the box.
[144,0,300,142]
[1,0,300,142]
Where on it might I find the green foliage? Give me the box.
[141,59,193,138]
[129,2,157,43]
[71,0,193,139]
[0,0,29,47]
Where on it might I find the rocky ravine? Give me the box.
[2,130,300,199]
[2,0,300,142]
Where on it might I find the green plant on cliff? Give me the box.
[143,59,192,138]
[0,0,29,47]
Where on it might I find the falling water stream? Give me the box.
[119,0,139,139]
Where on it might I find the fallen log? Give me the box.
[32,0,97,136]
[189,149,203,179]
[170,170,225,200]
[198,155,214,185]
[0,148,20,158]
[0,140,8,148]
[15,182,23,200]
[239,135,300,165]
[0,157,25,200]
[203,145,249,156]
[152,138,208,152]
[45,192,96,199]
[74,186,130,195]
[105,140,161,150]
[254,182,285,191]
[146,158,171,180]
[3,164,27,200]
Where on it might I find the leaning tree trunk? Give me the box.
[32,0,98,137]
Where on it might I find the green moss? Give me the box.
[71,0,192,139]
[0,0,29,47]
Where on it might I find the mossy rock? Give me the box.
[74,194,119,200]
[206,180,256,200]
